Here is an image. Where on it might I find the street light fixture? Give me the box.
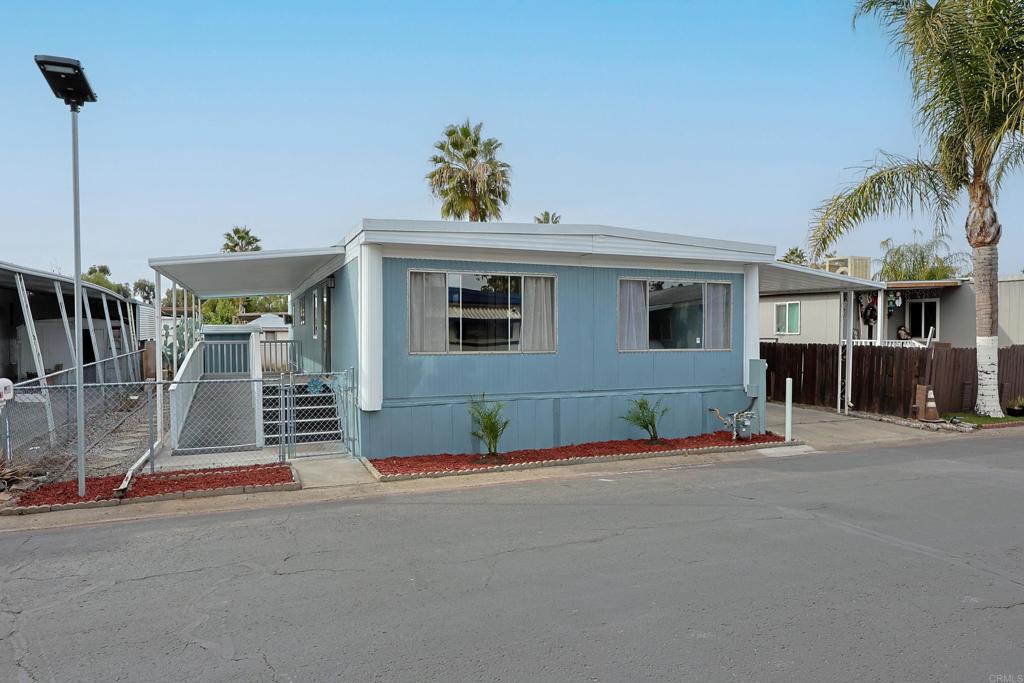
[34,55,98,498]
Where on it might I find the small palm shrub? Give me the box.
[468,395,510,457]
[621,397,669,442]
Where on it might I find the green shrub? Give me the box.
[1011,396,1024,409]
[468,395,510,457]
[621,397,669,442]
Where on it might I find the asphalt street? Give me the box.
[2,432,1024,682]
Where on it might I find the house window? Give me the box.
[774,302,800,335]
[907,299,938,339]
[409,271,556,353]
[618,279,731,351]
[299,298,306,326]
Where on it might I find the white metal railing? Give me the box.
[260,339,300,373]
[168,340,204,449]
[844,339,925,348]
[203,340,250,375]
[250,332,264,448]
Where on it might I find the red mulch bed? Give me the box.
[15,463,294,508]
[371,431,785,475]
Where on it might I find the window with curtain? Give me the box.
[409,271,555,353]
[618,279,732,351]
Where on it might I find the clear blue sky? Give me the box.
[3,0,1021,287]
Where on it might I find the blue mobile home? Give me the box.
[151,220,870,459]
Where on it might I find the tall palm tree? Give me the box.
[779,246,808,266]
[426,119,511,221]
[534,211,562,224]
[222,226,262,253]
[810,0,1024,417]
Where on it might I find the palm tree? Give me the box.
[779,246,808,266]
[810,0,1024,417]
[222,226,262,253]
[875,228,968,282]
[534,211,561,224]
[426,119,511,221]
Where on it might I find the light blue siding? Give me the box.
[350,257,750,459]
[292,285,325,373]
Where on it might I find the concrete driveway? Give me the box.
[766,401,965,451]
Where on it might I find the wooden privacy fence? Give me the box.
[761,342,1024,418]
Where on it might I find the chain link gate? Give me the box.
[272,369,356,460]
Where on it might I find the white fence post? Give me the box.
[785,377,793,442]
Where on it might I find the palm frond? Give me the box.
[992,134,1024,195]
[809,154,957,258]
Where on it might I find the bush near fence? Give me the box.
[761,342,1024,418]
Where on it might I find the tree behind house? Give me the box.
[426,119,511,222]
[809,0,1024,417]
[779,247,808,266]
[222,226,262,253]
[875,229,967,282]
[534,211,561,224]
[82,264,130,298]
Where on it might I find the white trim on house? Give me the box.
[344,219,777,265]
[358,243,383,412]
[743,264,760,388]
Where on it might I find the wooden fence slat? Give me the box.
[760,343,1024,419]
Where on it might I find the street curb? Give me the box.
[361,440,803,482]
[0,465,302,516]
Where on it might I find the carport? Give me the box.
[756,262,884,414]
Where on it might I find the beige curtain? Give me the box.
[521,276,555,352]
[618,279,647,350]
[410,272,447,352]
[705,283,731,349]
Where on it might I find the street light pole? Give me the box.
[71,104,86,497]
[34,55,97,498]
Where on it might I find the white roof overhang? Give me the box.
[760,261,884,295]
[346,219,777,264]
[148,247,345,298]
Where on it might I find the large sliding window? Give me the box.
[618,279,731,351]
[410,271,556,353]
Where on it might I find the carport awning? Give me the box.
[149,247,345,298]
[759,262,883,295]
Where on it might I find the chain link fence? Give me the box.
[271,370,356,459]
[1,379,162,483]
[1,368,358,486]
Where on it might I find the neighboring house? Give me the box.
[1,260,152,384]
[150,219,879,459]
[761,275,1024,347]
